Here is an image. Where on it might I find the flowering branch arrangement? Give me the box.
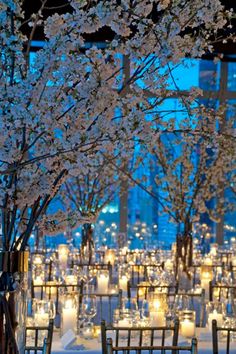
[0,0,234,351]
[0,0,233,253]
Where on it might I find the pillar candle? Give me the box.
[180,319,195,338]
[104,249,115,265]
[34,311,49,326]
[61,299,77,335]
[58,245,69,268]
[119,275,128,292]
[97,273,109,293]
[64,275,77,285]
[165,259,173,271]
[150,310,166,327]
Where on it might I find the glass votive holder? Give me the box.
[206,302,224,330]
[64,268,78,286]
[32,254,44,267]
[93,325,101,339]
[179,310,196,338]
[82,322,94,339]
[96,270,109,294]
[109,283,118,294]
[33,300,50,326]
[116,309,133,338]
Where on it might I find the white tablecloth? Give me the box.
[51,328,236,354]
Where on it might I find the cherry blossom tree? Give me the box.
[0,0,233,352]
[114,103,236,274]
[55,152,129,263]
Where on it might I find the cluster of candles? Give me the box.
[30,240,236,341]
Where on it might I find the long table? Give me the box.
[51,328,236,354]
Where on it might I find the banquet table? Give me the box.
[51,328,236,354]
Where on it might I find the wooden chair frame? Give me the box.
[212,319,236,354]
[101,319,180,354]
[25,319,53,354]
[106,336,198,354]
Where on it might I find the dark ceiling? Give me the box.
[21,0,236,59]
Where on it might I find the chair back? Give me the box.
[101,319,180,354]
[106,336,198,354]
[209,281,236,302]
[212,319,236,354]
[25,319,54,354]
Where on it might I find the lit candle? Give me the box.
[82,325,94,339]
[58,244,69,268]
[232,256,236,266]
[61,298,77,335]
[118,319,132,327]
[64,275,77,285]
[119,275,128,292]
[210,244,218,257]
[204,257,212,265]
[200,266,213,300]
[93,326,101,338]
[150,298,166,326]
[150,310,166,326]
[208,310,223,329]
[165,259,173,271]
[104,249,116,265]
[121,247,128,256]
[97,272,109,293]
[180,319,195,338]
[34,276,43,286]
[34,309,49,326]
[33,255,43,266]
[171,243,176,253]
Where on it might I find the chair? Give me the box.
[212,319,236,354]
[209,281,236,302]
[101,319,180,354]
[42,337,51,354]
[106,336,198,354]
[25,319,54,354]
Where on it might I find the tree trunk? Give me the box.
[176,220,193,279]
[0,280,19,354]
[81,223,94,265]
[0,252,28,354]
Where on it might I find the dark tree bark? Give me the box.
[81,223,94,265]
[175,220,193,279]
